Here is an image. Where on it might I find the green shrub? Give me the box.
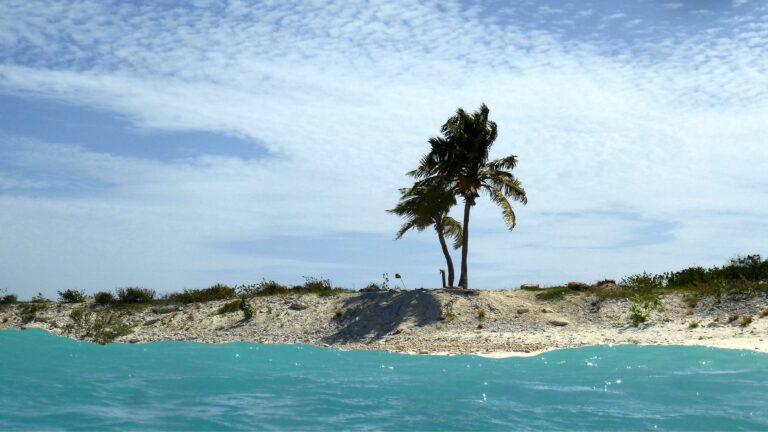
[19,301,46,324]
[477,308,487,320]
[630,293,664,327]
[115,287,155,304]
[620,272,665,293]
[90,312,132,344]
[94,291,115,305]
[0,294,17,304]
[739,315,753,327]
[31,293,49,302]
[302,277,332,293]
[239,297,254,320]
[167,284,235,303]
[250,280,291,296]
[535,286,571,301]
[688,321,699,328]
[58,289,85,303]
[217,300,241,315]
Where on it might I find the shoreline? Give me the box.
[2,288,766,356]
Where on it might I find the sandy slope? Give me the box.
[1,289,767,356]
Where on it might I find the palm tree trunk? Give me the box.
[458,198,471,289]
[436,224,455,287]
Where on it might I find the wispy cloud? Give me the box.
[0,0,767,294]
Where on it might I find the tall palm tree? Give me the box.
[387,180,463,287]
[410,103,527,289]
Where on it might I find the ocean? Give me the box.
[1,329,767,430]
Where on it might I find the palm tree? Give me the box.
[410,103,527,289]
[387,180,463,287]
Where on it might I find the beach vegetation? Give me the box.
[31,292,50,302]
[334,305,343,318]
[760,308,768,318]
[620,272,665,292]
[93,291,115,305]
[90,312,132,344]
[115,287,156,304]
[67,307,132,344]
[217,300,241,315]
[239,297,254,320]
[166,284,235,304]
[440,304,456,322]
[683,294,698,309]
[406,104,527,289]
[535,286,572,301]
[593,255,768,300]
[236,278,349,297]
[477,308,487,320]
[58,289,85,303]
[728,314,739,323]
[1,288,17,305]
[688,321,699,328]
[739,315,753,327]
[629,293,664,327]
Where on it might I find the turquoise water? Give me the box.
[1,330,767,431]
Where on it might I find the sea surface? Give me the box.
[1,330,767,431]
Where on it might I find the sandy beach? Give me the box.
[2,289,767,356]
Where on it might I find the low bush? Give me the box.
[236,278,350,298]
[166,284,235,303]
[620,272,665,293]
[115,287,155,304]
[90,312,131,344]
[94,291,115,305]
[19,301,46,324]
[688,321,699,328]
[240,280,291,297]
[535,286,571,301]
[739,315,753,327]
[217,300,241,315]
[760,308,768,318]
[0,294,17,305]
[239,297,254,320]
[67,307,132,344]
[629,293,664,327]
[58,289,85,303]
[728,314,739,323]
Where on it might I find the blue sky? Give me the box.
[1,0,767,298]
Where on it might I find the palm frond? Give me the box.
[395,220,418,239]
[486,185,517,230]
[441,216,463,249]
[487,155,519,171]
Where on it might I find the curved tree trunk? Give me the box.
[435,223,455,287]
[458,198,472,289]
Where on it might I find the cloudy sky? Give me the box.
[1,0,766,297]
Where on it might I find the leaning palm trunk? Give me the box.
[435,225,455,287]
[458,198,472,289]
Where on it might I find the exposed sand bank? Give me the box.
[2,288,766,356]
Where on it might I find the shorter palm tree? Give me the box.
[388,180,462,287]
